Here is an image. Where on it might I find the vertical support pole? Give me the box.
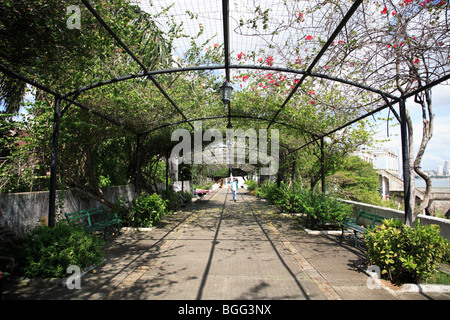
[292,159,296,194]
[191,163,194,193]
[165,151,169,192]
[48,97,61,228]
[399,99,413,224]
[321,137,325,194]
[134,134,142,196]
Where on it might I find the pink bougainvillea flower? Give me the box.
[308,90,315,95]
[237,52,245,60]
[381,7,388,14]
[414,59,420,64]
[305,35,313,40]
[266,56,274,66]
[392,11,397,16]
[310,100,316,105]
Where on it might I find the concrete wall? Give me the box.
[339,199,450,240]
[0,185,136,237]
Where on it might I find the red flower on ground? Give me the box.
[305,35,313,41]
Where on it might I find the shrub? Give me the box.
[244,179,258,192]
[283,189,352,229]
[20,221,105,278]
[364,219,450,284]
[254,181,284,205]
[128,193,167,228]
[255,182,352,229]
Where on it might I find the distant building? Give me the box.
[444,160,450,176]
[351,147,399,175]
[437,165,444,176]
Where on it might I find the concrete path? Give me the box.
[3,188,450,301]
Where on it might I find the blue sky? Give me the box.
[373,83,450,172]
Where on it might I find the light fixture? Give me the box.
[220,81,233,105]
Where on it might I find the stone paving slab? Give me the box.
[3,188,450,302]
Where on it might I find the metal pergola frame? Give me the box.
[1,0,449,227]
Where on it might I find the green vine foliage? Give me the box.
[364,219,450,284]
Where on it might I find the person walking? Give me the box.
[231,177,238,202]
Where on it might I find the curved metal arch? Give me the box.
[140,114,316,137]
[63,64,399,102]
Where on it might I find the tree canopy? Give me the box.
[0,0,449,225]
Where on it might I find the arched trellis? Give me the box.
[1,0,449,227]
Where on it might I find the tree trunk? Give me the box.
[413,90,434,217]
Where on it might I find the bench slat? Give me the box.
[65,207,121,240]
[341,210,387,247]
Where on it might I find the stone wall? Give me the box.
[0,185,136,237]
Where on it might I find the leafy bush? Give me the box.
[364,219,450,284]
[126,193,168,228]
[282,189,352,229]
[244,179,258,192]
[254,181,284,205]
[255,182,351,229]
[20,222,105,278]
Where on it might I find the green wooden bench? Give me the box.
[341,210,386,247]
[64,207,121,240]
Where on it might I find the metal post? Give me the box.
[134,134,142,196]
[165,151,169,192]
[399,99,413,224]
[292,159,296,194]
[321,137,325,194]
[48,98,61,227]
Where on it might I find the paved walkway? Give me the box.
[3,188,450,301]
